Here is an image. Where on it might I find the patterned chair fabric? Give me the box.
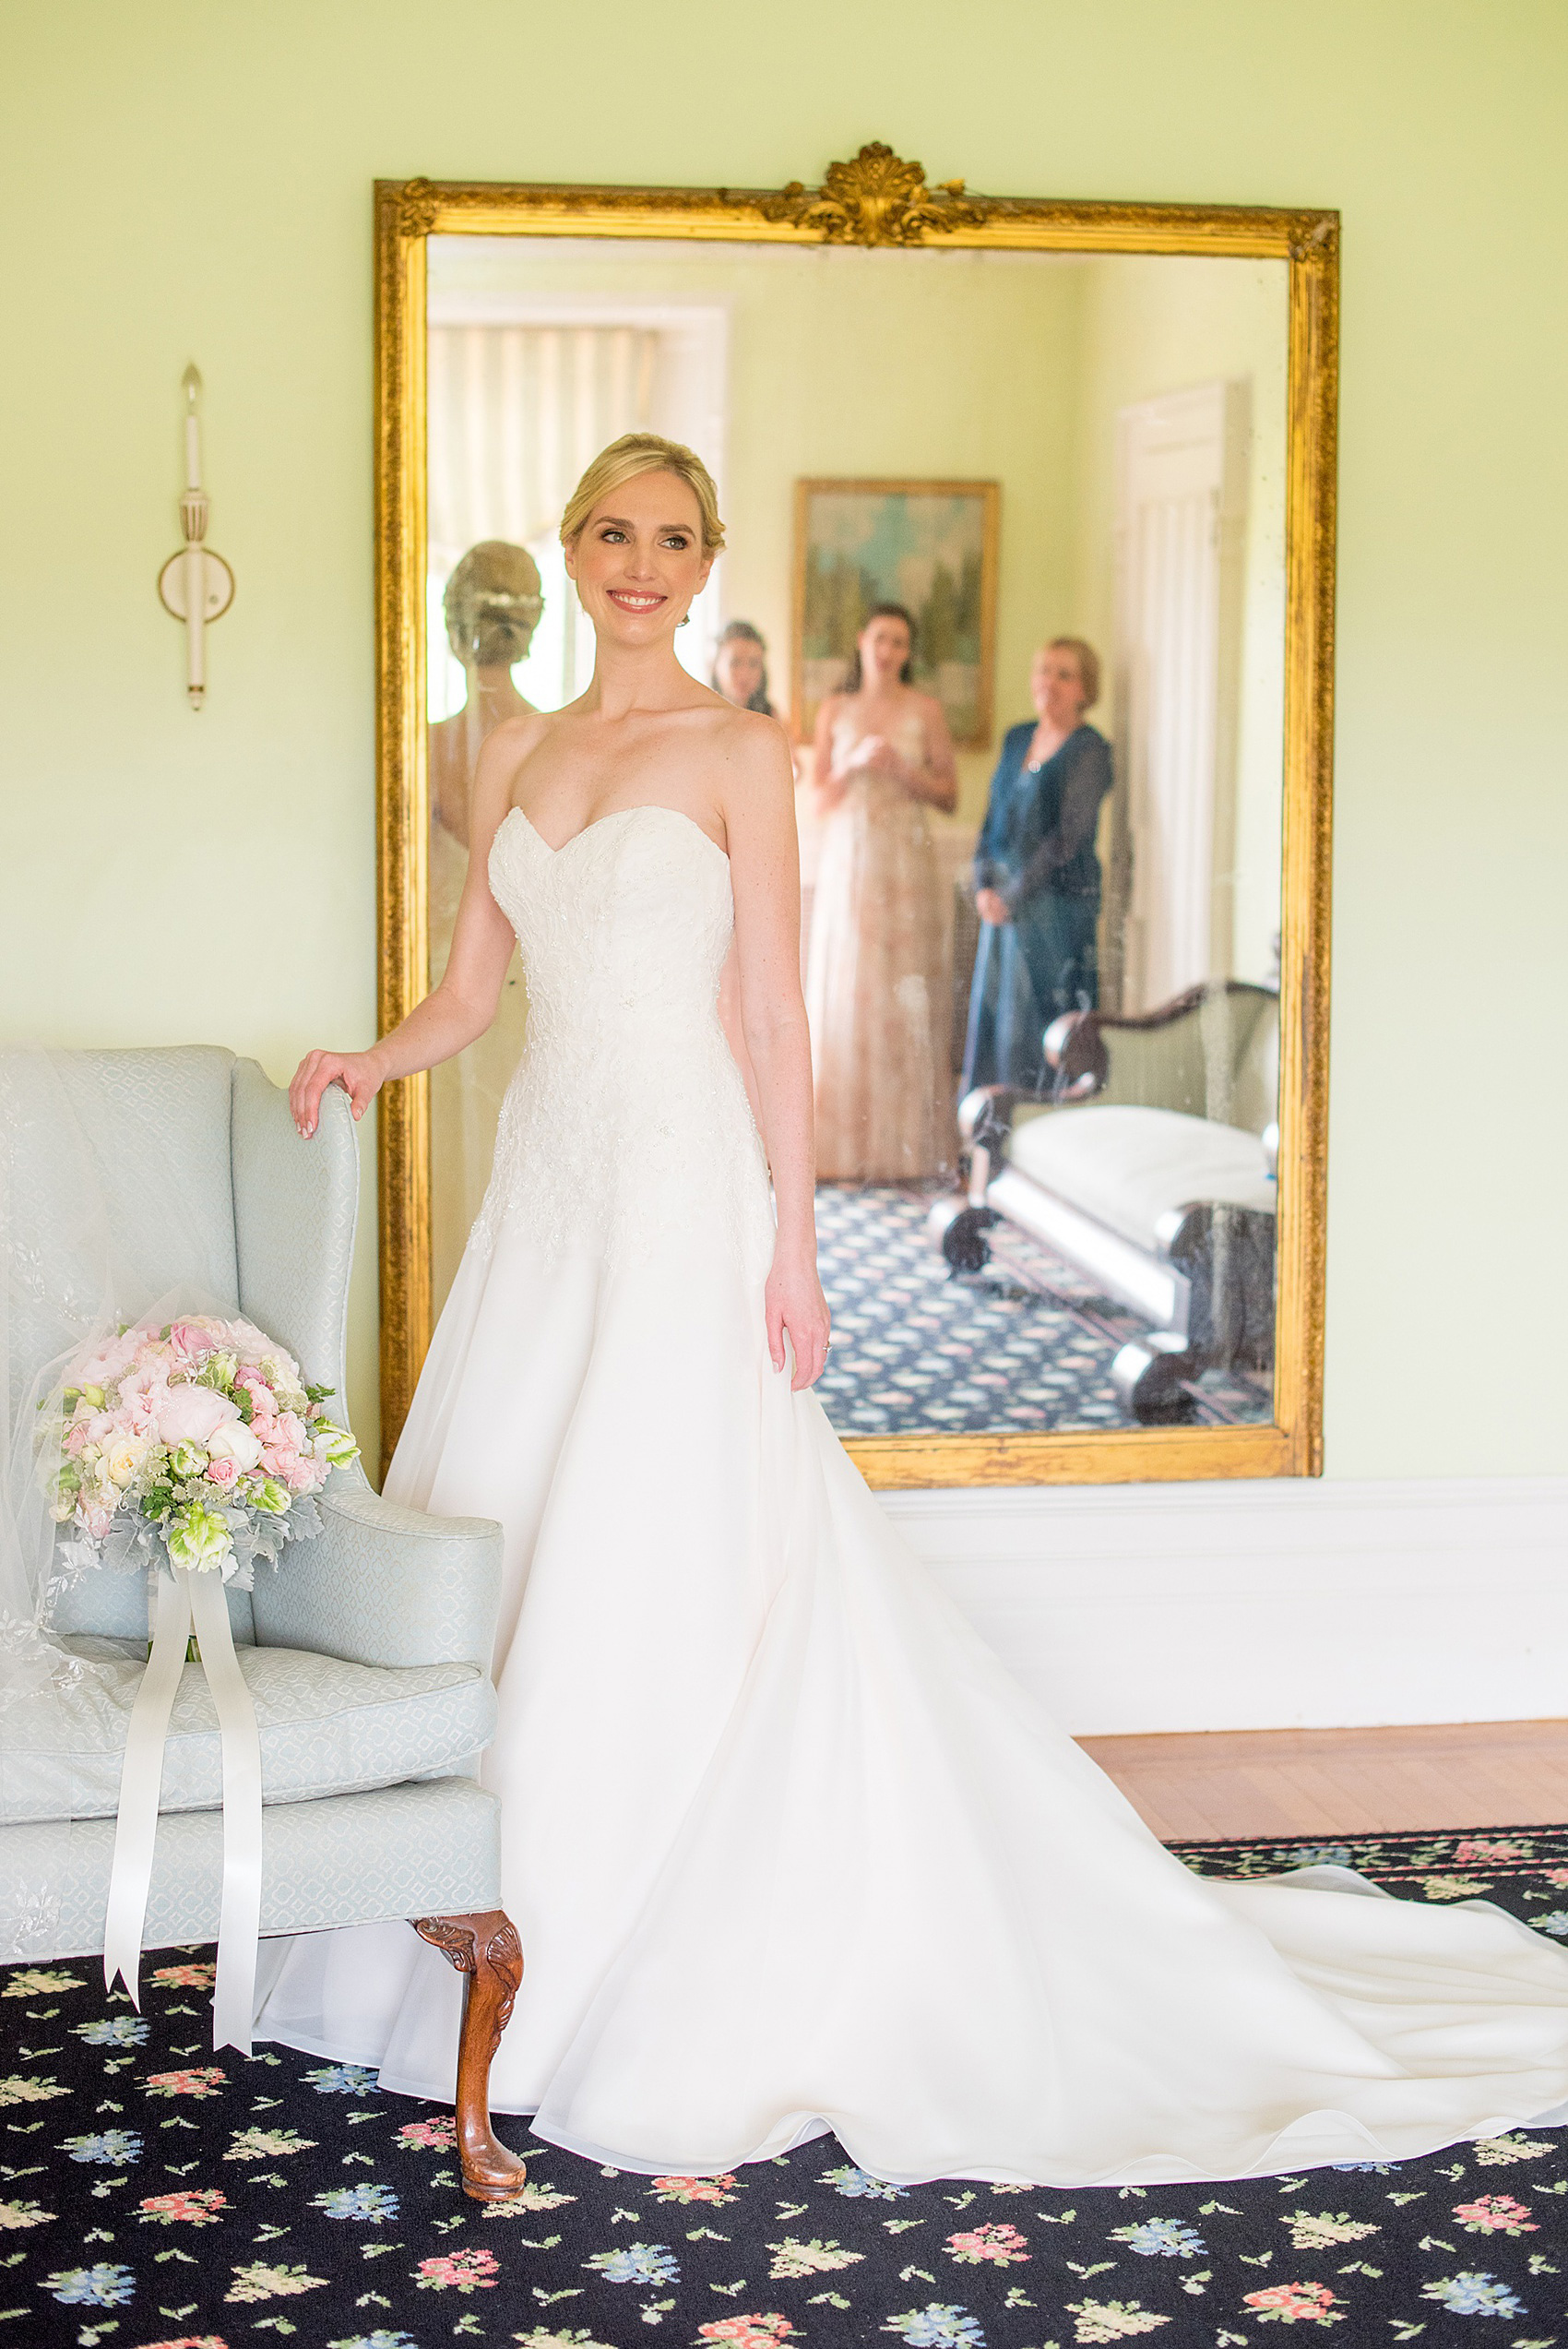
[0,1046,505,1964]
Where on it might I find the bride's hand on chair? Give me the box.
[290,1048,386,1139]
[766,1247,832,1391]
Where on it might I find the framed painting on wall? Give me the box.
[792,477,1000,748]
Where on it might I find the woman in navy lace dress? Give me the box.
[960,638,1112,1094]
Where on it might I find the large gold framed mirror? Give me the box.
[374,149,1336,1489]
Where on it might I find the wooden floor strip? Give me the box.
[1077,1719,1568,1841]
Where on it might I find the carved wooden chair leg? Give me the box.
[413,1910,529,2200]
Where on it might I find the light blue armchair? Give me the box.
[0,1047,526,2200]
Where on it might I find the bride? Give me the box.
[258,431,1568,2190]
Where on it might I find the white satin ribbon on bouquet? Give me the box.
[102,1567,263,2055]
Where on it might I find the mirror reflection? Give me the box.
[424,234,1287,1441]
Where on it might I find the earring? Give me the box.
[678,614,691,628]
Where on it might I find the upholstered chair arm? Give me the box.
[249,1476,504,1673]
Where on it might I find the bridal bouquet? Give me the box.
[42,1314,359,1585]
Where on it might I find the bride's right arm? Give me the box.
[290,723,539,1139]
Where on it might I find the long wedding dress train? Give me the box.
[254,804,1568,2186]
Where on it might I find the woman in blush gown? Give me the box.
[806,604,957,1181]
[261,431,1568,2192]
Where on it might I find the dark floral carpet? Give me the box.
[814,1186,1271,1439]
[6,1829,1568,2349]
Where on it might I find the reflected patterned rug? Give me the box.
[814,1185,1271,1438]
[6,1828,1568,2347]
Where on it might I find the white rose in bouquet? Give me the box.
[101,1434,152,1489]
[208,1420,265,1473]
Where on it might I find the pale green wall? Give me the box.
[3,0,1565,1479]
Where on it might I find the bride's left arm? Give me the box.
[722,715,831,1392]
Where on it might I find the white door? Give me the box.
[1111,380,1249,1013]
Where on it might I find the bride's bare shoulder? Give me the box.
[707,699,793,784]
[703,706,794,853]
[471,707,562,787]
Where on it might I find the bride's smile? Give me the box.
[564,468,712,642]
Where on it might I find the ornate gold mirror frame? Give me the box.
[374,148,1337,1490]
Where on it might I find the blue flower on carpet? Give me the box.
[328,2332,422,2348]
[72,2013,148,2046]
[1289,1845,1355,1868]
[1530,1909,1568,1937]
[883,2305,985,2346]
[587,2242,680,2284]
[45,2260,136,2307]
[824,2164,909,2199]
[314,2181,400,2223]
[1111,2216,1206,2257]
[1421,2271,1526,2317]
[303,2062,380,2094]
[1331,2162,1393,2174]
[59,2128,142,2164]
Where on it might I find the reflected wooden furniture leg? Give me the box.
[413,1909,529,2200]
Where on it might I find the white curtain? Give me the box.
[427,324,659,565]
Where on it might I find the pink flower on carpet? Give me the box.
[144,2068,226,2098]
[205,1457,239,1487]
[697,2317,797,2347]
[1543,1867,1568,1890]
[1452,1839,1522,1866]
[139,2188,228,2225]
[413,2247,499,2293]
[397,2116,457,2152]
[1242,2280,1344,2325]
[945,2221,1029,2265]
[151,1962,216,1989]
[652,2173,739,2204]
[1453,2193,1537,2235]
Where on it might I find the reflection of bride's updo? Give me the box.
[559,432,726,556]
[442,540,543,671]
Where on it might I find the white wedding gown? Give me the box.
[255,804,1568,2186]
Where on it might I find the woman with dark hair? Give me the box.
[711,618,775,716]
[807,602,958,1180]
[961,636,1113,1094]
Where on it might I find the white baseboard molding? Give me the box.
[880,1475,1568,1739]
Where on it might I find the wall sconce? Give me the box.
[157,364,234,709]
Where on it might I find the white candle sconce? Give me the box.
[157,364,234,709]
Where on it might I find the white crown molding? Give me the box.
[882,1475,1568,1738]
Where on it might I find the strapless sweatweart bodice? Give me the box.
[254,795,1568,2189]
[477,804,773,1275]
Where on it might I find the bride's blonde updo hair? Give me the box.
[559,433,726,555]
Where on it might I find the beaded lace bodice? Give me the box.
[476,805,774,1273]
